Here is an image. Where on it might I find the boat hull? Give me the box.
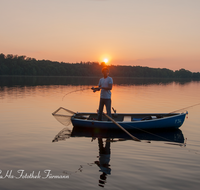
[71,113,186,130]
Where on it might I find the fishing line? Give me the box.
[62,87,92,101]
[169,103,200,114]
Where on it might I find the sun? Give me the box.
[103,58,109,64]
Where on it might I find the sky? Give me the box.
[0,0,200,71]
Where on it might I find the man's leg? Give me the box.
[105,99,112,118]
[98,98,104,121]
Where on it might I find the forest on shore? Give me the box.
[0,53,200,79]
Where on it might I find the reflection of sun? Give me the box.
[104,58,108,63]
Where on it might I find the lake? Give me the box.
[0,76,200,190]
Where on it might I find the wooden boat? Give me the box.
[71,112,187,130]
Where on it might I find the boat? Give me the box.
[71,112,187,130]
[52,107,187,130]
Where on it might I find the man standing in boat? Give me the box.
[92,67,113,121]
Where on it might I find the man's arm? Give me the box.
[91,85,112,92]
[99,83,112,90]
[91,86,100,92]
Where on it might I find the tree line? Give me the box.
[0,53,200,79]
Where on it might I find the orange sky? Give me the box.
[0,0,200,71]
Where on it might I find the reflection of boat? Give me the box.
[71,112,187,130]
[72,126,185,144]
[53,126,185,144]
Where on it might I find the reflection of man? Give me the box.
[94,138,111,188]
[92,67,113,121]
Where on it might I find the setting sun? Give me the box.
[104,58,109,63]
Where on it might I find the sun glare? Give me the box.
[104,58,109,63]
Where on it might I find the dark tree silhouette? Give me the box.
[0,53,200,79]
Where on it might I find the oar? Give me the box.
[103,113,141,142]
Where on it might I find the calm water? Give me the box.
[0,76,200,190]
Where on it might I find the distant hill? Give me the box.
[0,53,200,79]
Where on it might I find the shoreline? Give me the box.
[0,75,200,80]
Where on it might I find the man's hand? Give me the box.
[91,87,100,92]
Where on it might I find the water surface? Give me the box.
[0,77,200,189]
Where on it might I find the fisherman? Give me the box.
[92,67,113,121]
